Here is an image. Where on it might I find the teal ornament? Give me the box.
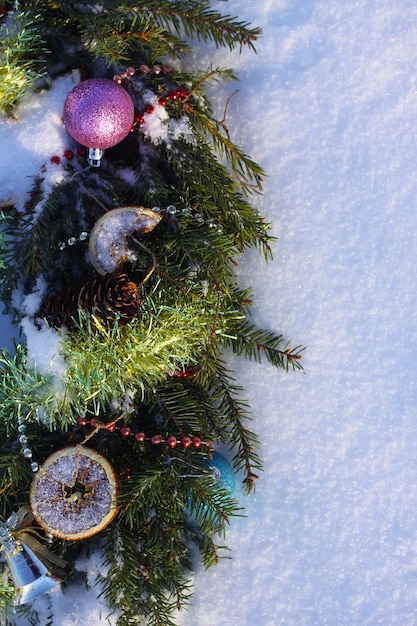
[205,452,235,493]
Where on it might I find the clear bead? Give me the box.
[18,424,26,433]
[31,462,39,473]
[216,224,224,233]
[68,237,77,246]
[181,208,190,216]
[166,205,177,215]
[194,213,203,222]
[22,448,33,459]
[59,241,66,251]
[19,435,28,445]
[206,219,215,228]
[152,206,161,213]
[79,231,88,241]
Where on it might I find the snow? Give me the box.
[0,74,76,209]
[2,1,417,624]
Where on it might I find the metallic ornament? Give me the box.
[88,206,162,275]
[30,446,119,541]
[63,78,134,166]
[205,452,235,493]
[0,508,66,605]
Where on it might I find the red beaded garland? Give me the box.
[50,155,61,165]
[120,467,131,479]
[166,436,177,449]
[72,416,207,451]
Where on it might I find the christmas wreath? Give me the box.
[0,1,303,624]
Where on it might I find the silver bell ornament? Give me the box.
[0,508,66,605]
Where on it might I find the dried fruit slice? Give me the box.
[88,206,162,275]
[29,446,119,541]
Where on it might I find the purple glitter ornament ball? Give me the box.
[63,78,134,150]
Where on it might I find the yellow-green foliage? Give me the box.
[0,11,45,112]
[63,289,223,415]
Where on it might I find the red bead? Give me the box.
[167,89,179,100]
[63,149,74,160]
[125,66,136,77]
[150,434,162,446]
[166,436,177,448]
[105,422,116,432]
[120,426,131,437]
[158,96,167,106]
[139,64,150,74]
[113,74,123,84]
[181,436,192,448]
[145,104,155,114]
[50,155,61,165]
[175,87,188,101]
[120,468,131,479]
[135,431,146,442]
[192,436,202,449]
[90,418,99,428]
[77,146,87,156]
[76,416,87,426]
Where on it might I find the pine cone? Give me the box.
[39,273,141,329]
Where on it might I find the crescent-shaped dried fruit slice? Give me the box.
[29,446,119,541]
[88,206,162,275]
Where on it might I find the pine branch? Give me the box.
[184,95,265,191]
[143,0,262,51]
[62,291,217,415]
[0,345,58,431]
[228,320,305,371]
[193,356,263,493]
[0,10,46,112]
[166,141,273,257]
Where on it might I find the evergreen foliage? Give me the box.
[0,1,303,624]
[0,9,46,111]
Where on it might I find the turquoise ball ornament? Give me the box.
[205,452,235,493]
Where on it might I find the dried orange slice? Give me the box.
[29,446,119,541]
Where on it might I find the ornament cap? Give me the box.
[88,147,104,167]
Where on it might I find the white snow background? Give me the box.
[2,0,417,624]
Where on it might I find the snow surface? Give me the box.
[2,0,417,624]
